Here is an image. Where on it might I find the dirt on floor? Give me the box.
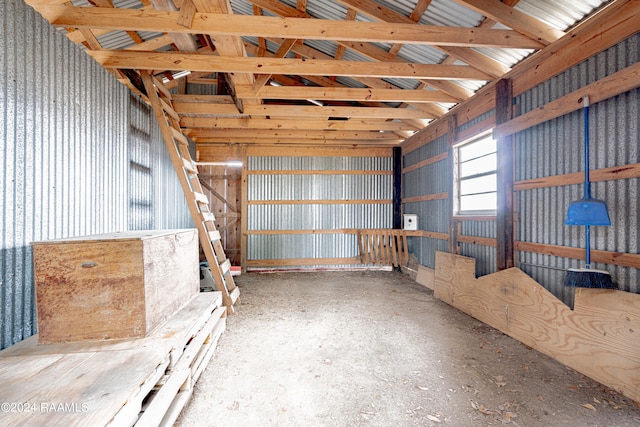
[176,270,640,427]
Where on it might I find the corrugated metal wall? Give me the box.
[403,134,450,268]
[247,156,392,267]
[515,33,640,298]
[0,0,191,349]
[402,35,639,294]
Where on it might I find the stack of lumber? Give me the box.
[0,292,225,427]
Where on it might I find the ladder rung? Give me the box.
[183,158,197,174]
[219,258,231,275]
[152,76,173,101]
[229,286,240,304]
[202,212,216,223]
[194,192,209,205]
[160,98,180,122]
[171,127,189,146]
[208,230,221,242]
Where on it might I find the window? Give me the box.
[454,133,497,215]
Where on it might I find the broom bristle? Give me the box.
[564,268,617,289]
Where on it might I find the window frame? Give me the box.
[453,131,498,218]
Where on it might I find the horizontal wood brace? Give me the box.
[457,235,497,247]
[515,241,640,269]
[403,152,448,174]
[402,192,449,203]
[246,257,361,267]
[247,169,393,175]
[248,199,392,205]
[514,163,640,191]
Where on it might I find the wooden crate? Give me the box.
[32,229,199,344]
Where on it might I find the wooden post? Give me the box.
[392,147,402,230]
[240,145,248,273]
[447,115,458,254]
[496,79,515,270]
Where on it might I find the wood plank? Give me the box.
[402,152,448,174]
[247,169,392,176]
[38,6,545,49]
[402,192,448,203]
[415,264,435,290]
[434,251,640,403]
[193,192,209,205]
[243,105,435,120]
[246,257,361,267]
[89,50,493,81]
[495,78,514,270]
[181,117,419,131]
[457,234,497,247]
[248,199,392,205]
[514,162,640,191]
[189,128,403,141]
[451,0,564,45]
[336,0,509,77]
[242,85,459,103]
[495,62,640,139]
[514,241,640,269]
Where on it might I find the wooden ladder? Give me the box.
[141,73,240,314]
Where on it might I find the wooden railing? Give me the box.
[356,229,410,268]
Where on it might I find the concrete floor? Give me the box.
[177,271,640,427]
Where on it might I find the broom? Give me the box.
[564,96,616,289]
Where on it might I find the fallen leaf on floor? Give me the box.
[581,403,596,411]
[426,414,441,423]
[418,386,429,391]
[478,405,494,415]
[593,398,601,404]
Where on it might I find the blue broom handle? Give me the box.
[583,96,591,199]
[585,225,591,268]
[584,96,591,268]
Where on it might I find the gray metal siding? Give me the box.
[403,134,450,268]
[247,156,392,267]
[514,34,640,296]
[0,0,191,349]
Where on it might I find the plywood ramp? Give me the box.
[0,292,226,427]
[434,251,640,403]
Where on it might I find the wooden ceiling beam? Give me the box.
[191,136,403,146]
[89,50,494,81]
[336,0,509,78]
[451,0,565,45]
[186,129,404,141]
[180,117,421,131]
[243,105,434,120]
[149,0,199,51]
[240,85,459,103]
[37,5,545,49]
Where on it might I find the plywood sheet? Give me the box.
[434,251,640,403]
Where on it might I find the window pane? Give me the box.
[460,193,497,212]
[460,173,497,196]
[459,136,496,162]
[460,153,496,177]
